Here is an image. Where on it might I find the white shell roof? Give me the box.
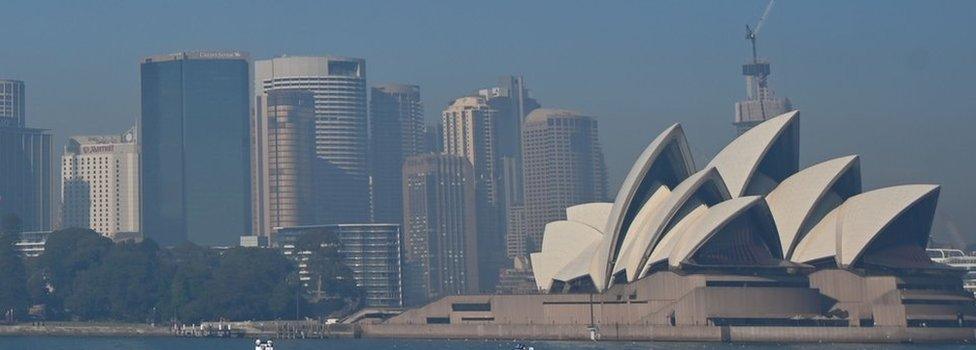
[566,203,613,232]
[790,184,940,268]
[612,167,729,282]
[789,210,839,265]
[668,196,766,268]
[765,155,860,259]
[641,204,708,275]
[594,124,694,291]
[598,186,672,289]
[552,240,602,283]
[527,108,946,293]
[532,221,603,291]
[706,111,799,198]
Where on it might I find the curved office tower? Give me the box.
[254,56,369,230]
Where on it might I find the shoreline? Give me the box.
[2,322,975,344]
[0,323,172,338]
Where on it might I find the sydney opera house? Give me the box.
[374,111,976,342]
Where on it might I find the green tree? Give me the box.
[296,229,362,313]
[203,247,298,321]
[159,242,218,323]
[64,240,165,321]
[0,232,29,320]
[34,228,113,319]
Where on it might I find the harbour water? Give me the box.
[0,337,973,350]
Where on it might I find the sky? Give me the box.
[2,0,975,246]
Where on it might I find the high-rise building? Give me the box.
[402,154,479,305]
[368,84,423,224]
[274,223,403,308]
[475,76,540,208]
[518,108,608,256]
[254,56,369,226]
[442,96,506,291]
[0,79,53,232]
[422,122,443,154]
[734,58,793,134]
[0,126,53,231]
[0,80,26,128]
[61,127,140,238]
[253,89,317,237]
[140,51,251,246]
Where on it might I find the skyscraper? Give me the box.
[254,56,369,226]
[0,79,53,232]
[518,108,608,256]
[0,80,26,128]
[253,89,317,236]
[140,51,251,246]
[402,154,479,305]
[422,122,443,154]
[369,84,423,224]
[61,127,140,238]
[442,96,505,291]
[476,75,540,215]
[0,127,52,232]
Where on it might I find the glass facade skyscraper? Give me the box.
[368,84,423,225]
[140,52,251,246]
[0,79,53,232]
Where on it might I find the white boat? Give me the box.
[255,339,275,350]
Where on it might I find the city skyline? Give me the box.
[2,0,974,246]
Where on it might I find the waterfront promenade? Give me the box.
[2,321,975,343]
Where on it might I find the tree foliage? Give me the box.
[0,232,29,320]
[5,228,363,323]
[296,230,361,299]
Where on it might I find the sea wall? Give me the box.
[0,323,171,337]
[362,323,976,343]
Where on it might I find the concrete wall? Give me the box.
[363,323,975,343]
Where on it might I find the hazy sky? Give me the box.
[3,0,974,245]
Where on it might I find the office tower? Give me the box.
[476,75,540,209]
[140,51,251,246]
[61,127,140,238]
[402,154,479,305]
[369,84,423,224]
[734,55,793,134]
[253,89,317,237]
[505,205,527,260]
[0,80,26,128]
[519,109,608,256]
[477,76,540,207]
[0,127,53,232]
[442,96,506,291]
[254,56,369,227]
[274,224,403,308]
[422,122,443,154]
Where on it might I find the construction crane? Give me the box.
[745,0,776,63]
[741,0,777,121]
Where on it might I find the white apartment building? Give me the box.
[61,127,140,238]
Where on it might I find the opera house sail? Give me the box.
[380,111,976,341]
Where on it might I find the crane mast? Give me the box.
[735,0,789,135]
